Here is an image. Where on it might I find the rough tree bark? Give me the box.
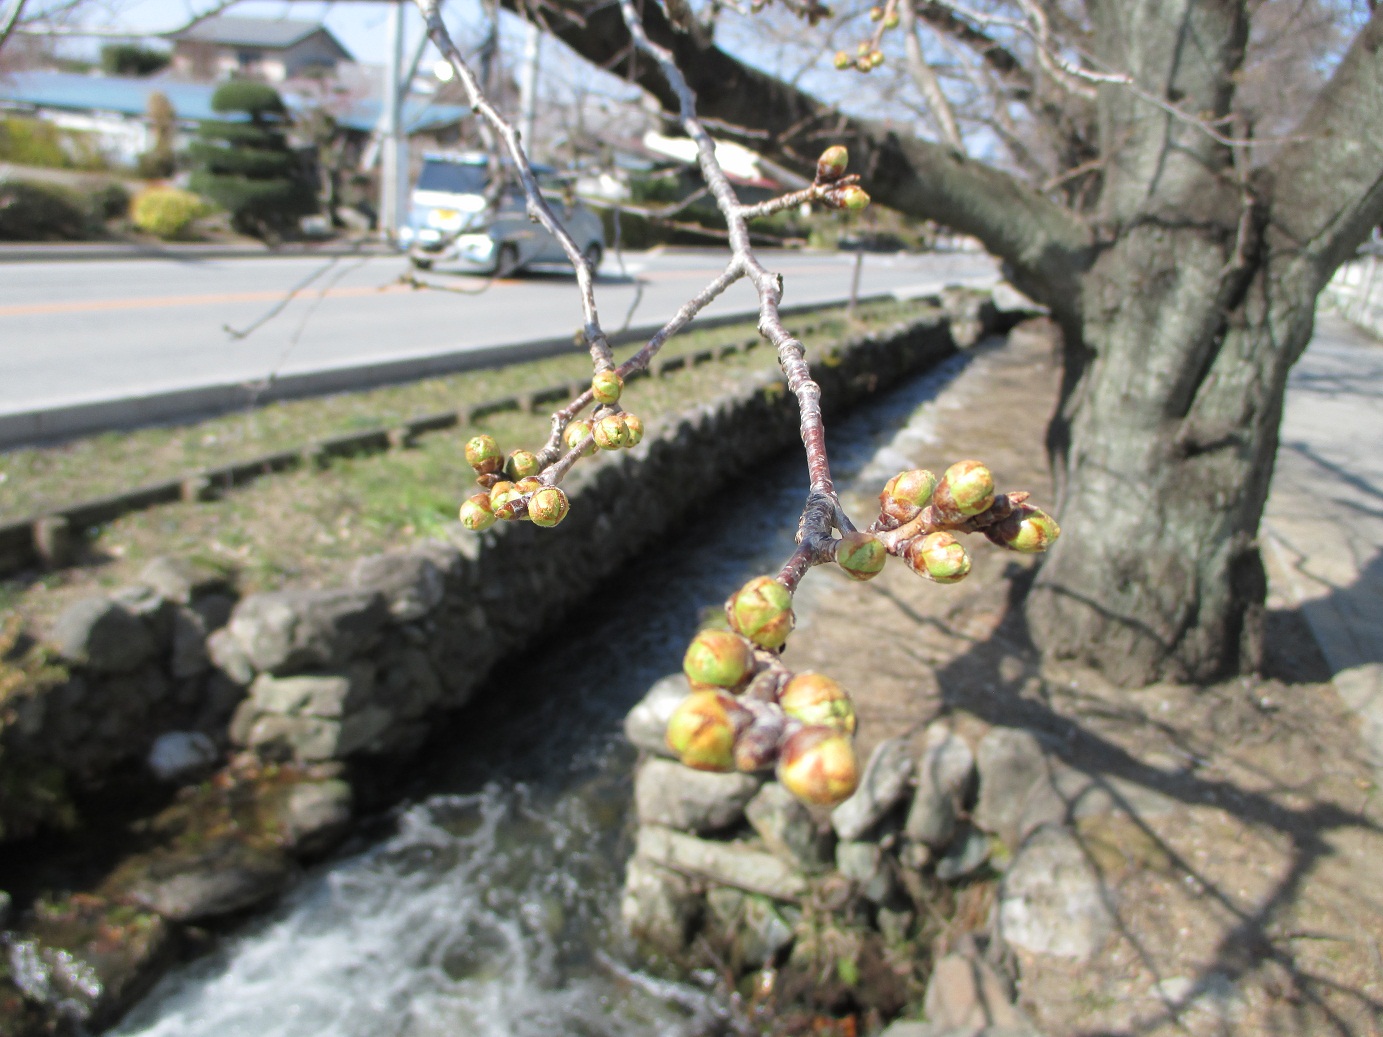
[524,0,1383,684]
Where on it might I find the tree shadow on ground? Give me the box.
[929,564,1383,1037]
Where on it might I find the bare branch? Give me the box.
[899,0,965,152]
[414,0,614,371]
[0,0,26,51]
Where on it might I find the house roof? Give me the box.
[169,16,353,60]
[0,71,470,135]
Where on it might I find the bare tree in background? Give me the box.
[496,0,1383,686]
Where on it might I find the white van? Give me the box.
[399,152,604,276]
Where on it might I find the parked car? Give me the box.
[398,152,604,276]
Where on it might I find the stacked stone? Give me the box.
[622,675,1141,1033]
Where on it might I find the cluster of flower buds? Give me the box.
[459,433,572,530]
[832,0,897,72]
[869,459,1061,584]
[456,370,650,533]
[814,146,871,212]
[665,576,863,808]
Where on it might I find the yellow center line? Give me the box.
[0,281,437,318]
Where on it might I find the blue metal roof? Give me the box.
[0,71,224,122]
[0,71,471,135]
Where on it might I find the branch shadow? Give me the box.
[930,564,1383,1036]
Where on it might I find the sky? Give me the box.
[48,0,492,67]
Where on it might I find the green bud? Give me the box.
[986,504,1060,553]
[528,486,570,528]
[906,531,971,584]
[836,185,871,210]
[836,531,887,581]
[564,419,597,458]
[591,370,624,405]
[833,50,852,70]
[489,480,522,518]
[880,468,937,524]
[727,576,795,650]
[459,492,496,531]
[622,413,645,447]
[465,434,503,475]
[683,629,755,691]
[665,690,749,772]
[869,4,883,19]
[779,672,857,735]
[883,10,899,27]
[932,460,995,522]
[777,726,860,807]
[592,413,630,450]
[506,449,541,479]
[816,145,849,182]
[868,49,885,68]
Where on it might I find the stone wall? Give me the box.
[619,675,1128,1036]
[3,303,1015,832]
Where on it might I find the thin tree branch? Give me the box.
[899,0,966,152]
[414,0,614,371]
[0,0,26,51]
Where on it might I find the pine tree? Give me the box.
[187,81,316,241]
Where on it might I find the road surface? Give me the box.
[0,248,999,426]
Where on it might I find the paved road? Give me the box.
[1264,312,1383,776]
[0,248,998,421]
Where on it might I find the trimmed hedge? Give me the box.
[131,187,209,239]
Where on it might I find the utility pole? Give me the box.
[518,20,540,154]
[379,0,408,241]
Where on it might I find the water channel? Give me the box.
[109,348,975,1037]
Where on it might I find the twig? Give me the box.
[415,0,614,371]
[616,0,841,574]
[0,0,27,51]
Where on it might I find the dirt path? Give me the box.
[779,321,1383,1036]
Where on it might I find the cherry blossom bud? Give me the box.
[593,414,630,450]
[869,4,883,19]
[459,492,496,531]
[528,486,570,528]
[591,370,624,405]
[836,531,887,581]
[868,49,885,68]
[833,50,852,70]
[932,460,995,523]
[777,726,860,806]
[564,419,597,458]
[465,434,503,475]
[683,629,755,691]
[665,690,750,772]
[779,672,857,735]
[884,10,899,27]
[836,186,870,210]
[907,530,972,584]
[489,480,522,517]
[506,449,541,479]
[985,504,1061,553]
[880,468,937,523]
[816,145,849,182]
[623,413,645,446]
[727,576,795,650]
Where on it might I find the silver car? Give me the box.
[400,154,604,276]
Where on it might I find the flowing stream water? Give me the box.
[109,347,975,1037]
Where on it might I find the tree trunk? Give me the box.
[1026,224,1318,684]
